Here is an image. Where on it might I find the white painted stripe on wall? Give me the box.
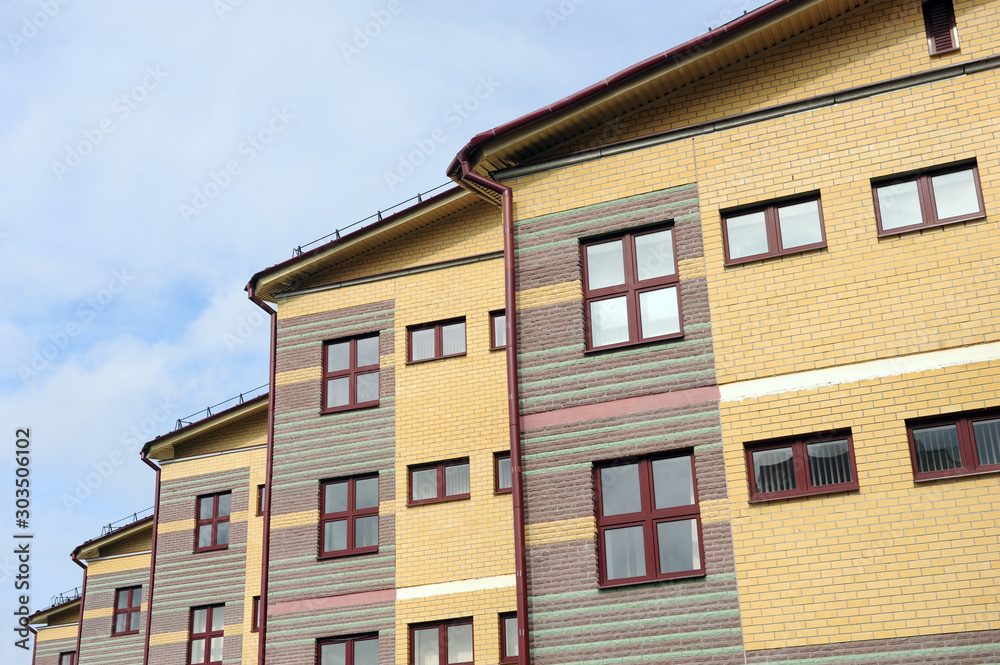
[396,574,516,600]
[720,342,1000,402]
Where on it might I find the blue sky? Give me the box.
[0,0,769,660]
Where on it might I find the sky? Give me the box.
[0,0,770,660]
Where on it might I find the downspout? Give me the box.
[70,554,88,664]
[139,452,161,665]
[247,283,277,665]
[451,158,529,664]
[27,625,37,665]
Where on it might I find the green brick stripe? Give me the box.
[533,608,739,637]
[278,307,392,335]
[531,589,738,619]
[535,645,744,665]
[534,628,742,656]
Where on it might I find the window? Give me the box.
[409,459,470,505]
[923,0,958,54]
[873,161,984,235]
[722,194,826,265]
[595,453,704,587]
[582,225,682,350]
[321,475,379,558]
[908,410,1000,480]
[189,605,225,665]
[408,319,466,362]
[411,620,473,665]
[256,484,266,517]
[490,310,507,350]
[112,586,142,635]
[494,452,512,493]
[319,635,379,665]
[746,432,859,502]
[251,596,260,633]
[499,613,518,664]
[59,652,76,665]
[323,334,380,412]
[195,492,231,552]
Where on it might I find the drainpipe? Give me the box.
[70,554,88,664]
[247,284,277,665]
[27,625,37,665]
[139,452,161,665]
[451,158,529,664]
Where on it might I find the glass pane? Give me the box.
[414,627,439,665]
[326,377,349,409]
[493,314,506,347]
[217,493,230,517]
[412,469,438,500]
[600,464,641,516]
[356,335,380,367]
[216,521,229,546]
[411,328,436,361]
[503,616,518,657]
[134,587,142,604]
[657,518,701,574]
[913,424,962,473]
[807,439,852,486]
[356,371,379,404]
[932,169,980,220]
[652,457,694,509]
[497,456,512,490]
[752,448,796,494]
[327,341,350,372]
[877,181,922,230]
[634,229,675,280]
[447,624,473,663]
[197,525,213,549]
[209,636,223,662]
[446,463,470,496]
[590,296,629,347]
[325,482,348,514]
[199,497,214,520]
[210,606,225,631]
[586,240,625,289]
[324,520,347,552]
[355,515,378,548]
[973,418,1000,467]
[115,613,128,633]
[442,322,466,356]
[320,642,346,665]
[354,638,379,665]
[129,611,140,631]
[192,608,207,634]
[190,639,205,664]
[604,525,646,580]
[638,287,680,339]
[726,211,769,259]
[355,477,379,510]
[777,200,823,249]
[117,589,130,608]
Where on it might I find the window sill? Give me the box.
[494,487,512,495]
[876,212,985,238]
[598,569,705,590]
[318,547,379,560]
[914,466,1000,483]
[111,631,140,637]
[405,352,467,365]
[193,545,229,554]
[320,400,379,416]
[584,332,684,355]
[407,493,471,507]
[748,483,859,503]
[724,242,827,267]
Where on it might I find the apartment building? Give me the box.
[30,0,999,663]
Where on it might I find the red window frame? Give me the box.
[490,310,507,350]
[195,492,231,552]
[594,453,705,588]
[251,596,260,633]
[59,652,76,665]
[499,613,518,664]
[408,459,471,506]
[409,619,474,665]
[745,431,859,502]
[188,605,225,665]
[721,193,826,265]
[873,161,985,236]
[581,225,683,351]
[112,586,142,635]
[923,0,959,55]
[256,484,266,517]
[908,409,1000,481]
[494,452,512,494]
[320,475,379,558]
[322,334,380,414]
[317,634,379,665]
[407,318,466,363]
